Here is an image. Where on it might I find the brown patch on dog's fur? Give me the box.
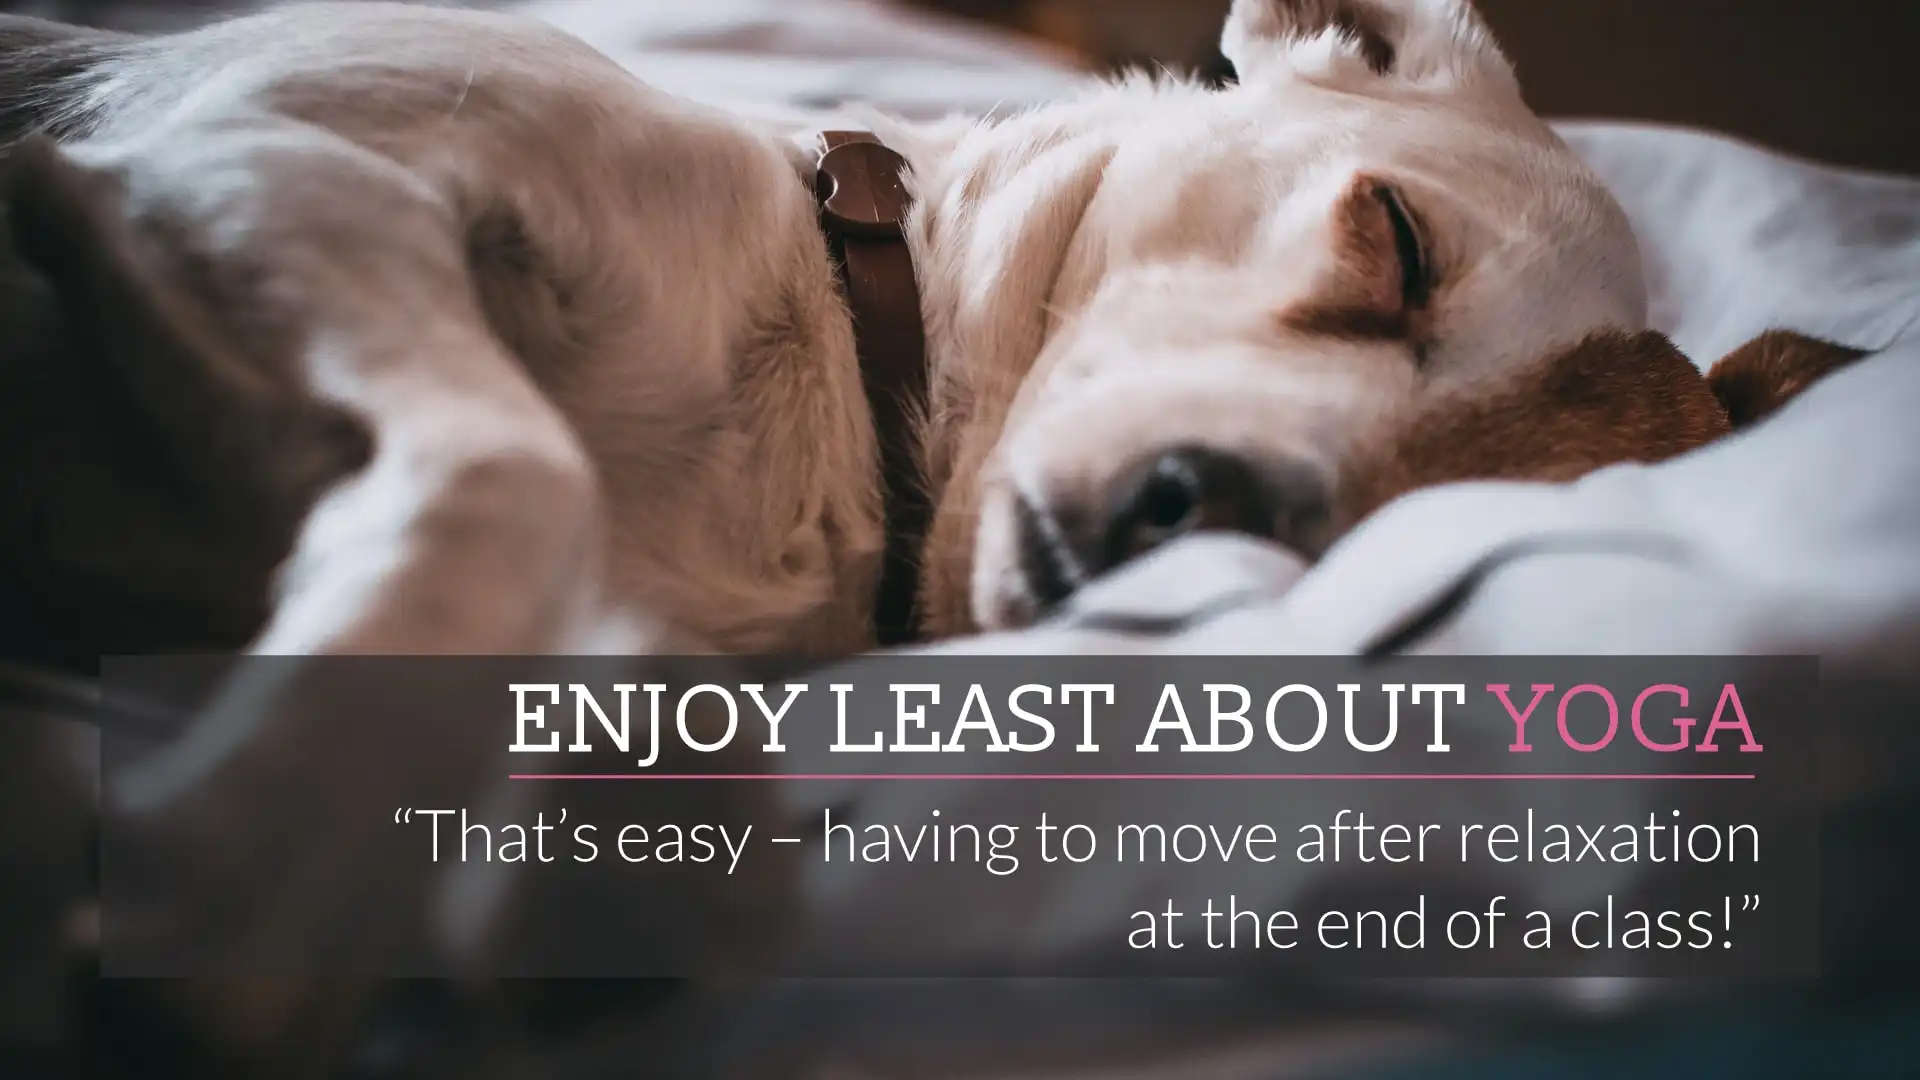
[1335,328,1871,536]
[1326,2,1398,74]
[1284,304,1412,343]
[1706,329,1869,427]
[1336,329,1728,530]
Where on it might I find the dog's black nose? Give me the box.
[1102,445,1331,565]
[1017,446,1332,612]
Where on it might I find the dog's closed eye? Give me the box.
[1374,182,1431,312]
[1279,174,1436,350]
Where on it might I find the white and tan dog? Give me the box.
[0,0,1858,673]
[0,1,1875,1063]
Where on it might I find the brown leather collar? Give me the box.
[815,131,931,646]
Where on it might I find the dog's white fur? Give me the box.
[879,6,1645,630]
[30,0,1643,660]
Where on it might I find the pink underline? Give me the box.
[508,773,1755,782]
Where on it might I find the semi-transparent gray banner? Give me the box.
[96,655,1821,979]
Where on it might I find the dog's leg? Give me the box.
[13,121,642,1064]
[28,122,615,659]
[4,136,378,666]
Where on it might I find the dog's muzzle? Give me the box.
[1017,445,1333,612]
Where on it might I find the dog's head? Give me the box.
[929,0,1717,633]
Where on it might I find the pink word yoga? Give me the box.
[1491,682,1761,754]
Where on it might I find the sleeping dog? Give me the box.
[0,0,1863,669]
[0,0,1872,1065]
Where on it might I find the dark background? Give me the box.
[7,0,1917,174]
[1458,0,1917,177]
[920,0,1920,177]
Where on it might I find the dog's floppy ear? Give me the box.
[1333,328,1871,539]
[0,136,371,663]
[1221,0,1515,89]
[1336,330,1730,532]
[1705,329,1870,429]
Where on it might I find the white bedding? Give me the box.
[509,0,1920,674]
[515,0,1088,121]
